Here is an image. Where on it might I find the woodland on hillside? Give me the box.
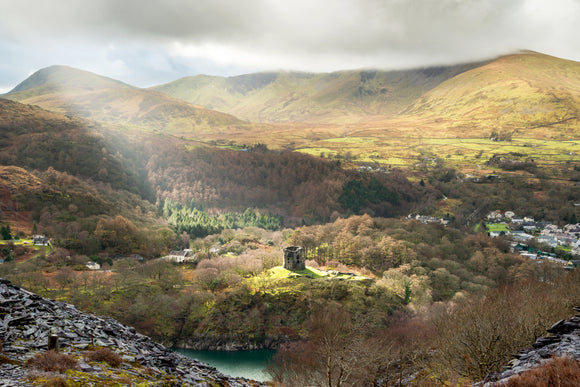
[1,214,578,385]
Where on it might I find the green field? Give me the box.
[486,223,510,232]
[295,135,580,172]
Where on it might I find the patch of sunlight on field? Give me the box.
[266,266,294,280]
[486,223,509,232]
[297,148,337,157]
[323,137,376,144]
[383,157,412,166]
[185,144,205,151]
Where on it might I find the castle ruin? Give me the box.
[283,246,305,271]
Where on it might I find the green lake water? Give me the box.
[174,349,276,382]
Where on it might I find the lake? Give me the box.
[174,348,276,382]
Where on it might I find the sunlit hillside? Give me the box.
[5,66,246,135]
[402,51,580,138]
[151,62,486,123]
[169,52,579,173]
[3,52,579,174]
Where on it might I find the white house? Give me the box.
[508,230,533,241]
[538,235,558,248]
[487,210,503,221]
[33,235,49,246]
[86,261,101,270]
[168,249,194,263]
[520,252,538,260]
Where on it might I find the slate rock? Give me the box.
[0,278,265,386]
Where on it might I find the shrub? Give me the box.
[41,377,69,387]
[430,282,569,381]
[83,348,123,367]
[505,356,580,386]
[25,350,77,372]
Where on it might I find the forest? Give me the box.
[1,214,579,385]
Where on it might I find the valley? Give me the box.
[0,50,578,385]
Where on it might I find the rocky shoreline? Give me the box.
[176,335,287,352]
[0,278,265,386]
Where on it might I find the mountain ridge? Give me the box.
[151,62,489,123]
[2,51,579,160]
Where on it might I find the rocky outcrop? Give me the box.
[177,335,287,351]
[0,278,265,386]
[478,307,580,386]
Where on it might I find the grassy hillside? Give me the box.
[151,63,486,123]
[402,51,580,137]
[7,65,133,96]
[172,52,578,175]
[0,98,149,196]
[3,52,579,184]
[4,66,246,135]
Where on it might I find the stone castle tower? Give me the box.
[283,246,305,271]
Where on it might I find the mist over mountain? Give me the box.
[4,51,577,141]
[151,62,488,123]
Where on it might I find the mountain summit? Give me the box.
[5,66,244,134]
[402,52,580,133]
[8,65,133,95]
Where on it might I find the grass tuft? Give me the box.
[505,356,580,386]
[83,348,123,367]
[25,350,77,373]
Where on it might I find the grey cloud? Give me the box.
[0,0,578,86]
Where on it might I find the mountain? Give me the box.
[151,62,487,123]
[401,52,580,135]
[7,65,133,96]
[4,66,245,135]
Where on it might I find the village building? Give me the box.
[538,235,558,248]
[522,221,538,231]
[486,210,503,221]
[508,230,534,242]
[167,249,195,263]
[33,235,49,246]
[504,211,516,219]
[86,261,100,270]
[407,214,450,225]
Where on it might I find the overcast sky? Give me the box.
[1,0,579,92]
